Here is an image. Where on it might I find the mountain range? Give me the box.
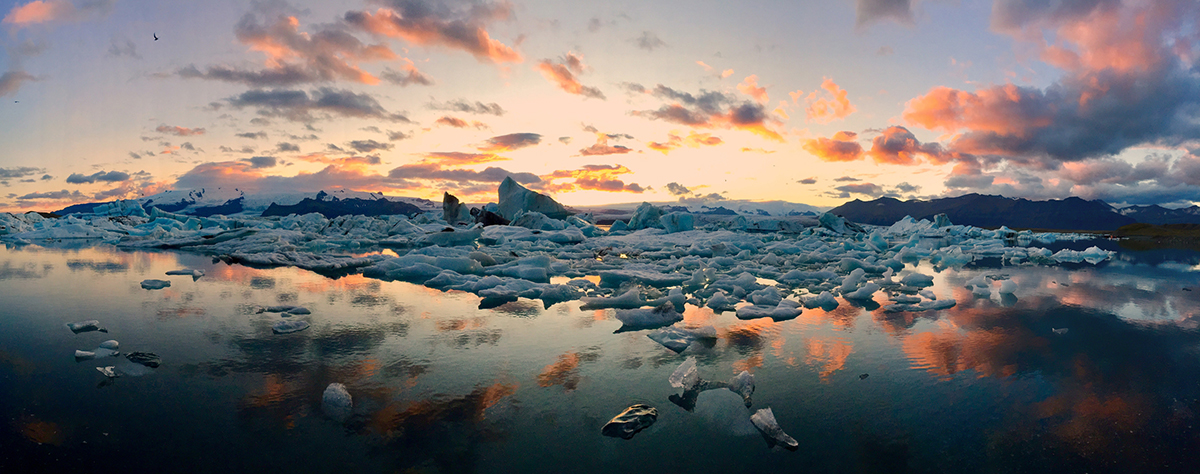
[829,194,1200,230]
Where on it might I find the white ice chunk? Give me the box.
[705,291,738,312]
[751,407,798,449]
[669,356,699,389]
[272,320,310,334]
[900,273,934,288]
[647,324,717,353]
[166,269,205,280]
[748,287,783,306]
[998,279,1018,294]
[659,212,695,233]
[1053,327,1069,335]
[843,282,880,300]
[97,366,119,378]
[580,288,647,309]
[728,370,755,407]
[98,340,119,350]
[614,304,683,330]
[736,300,803,321]
[322,383,353,423]
[140,279,171,290]
[75,350,95,360]
[802,291,838,310]
[66,320,106,333]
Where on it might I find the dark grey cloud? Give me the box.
[834,176,861,182]
[224,87,411,123]
[18,190,86,200]
[277,142,300,152]
[0,71,39,97]
[180,142,196,151]
[388,163,540,185]
[830,183,885,199]
[428,99,506,116]
[633,31,666,51]
[40,174,53,181]
[107,37,141,59]
[893,182,921,193]
[66,171,131,184]
[0,167,45,179]
[479,133,541,152]
[386,130,411,141]
[347,139,394,153]
[236,132,268,139]
[798,177,817,185]
[665,182,690,195]
[247,156,278,169]
[856,0,914,27]
[380,67,433,86]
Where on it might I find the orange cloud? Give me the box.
[434,116,487,129]
[293,153,383,170]
[542,164,644,193]
[345,6,521,64]
[737,75,768,104]
[647,131,723,154]
[802,131,864,162]
[903,84,1052,137]
[477,132,541,152]
[578,134,632,156]
[2,0,95,26]
[867,126,949,165]
[804,78,856,123]
[421,152,507,165]
[535,52,605,99]
[156,125,205,136]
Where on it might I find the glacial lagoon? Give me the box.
[2,238,1200,473]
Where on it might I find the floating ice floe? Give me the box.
[669,356,700,390]
[140,279,171,290]
[125,352,161,368]
[728,371,755,407]
[647,324,717,353]
[614,303,683,331]
[751,407,798,449]
[166,269,204,280]
[601,404,658,439]
[273,320,310,334]
[322,383,353,423]
[736,300,803,321]
[66,320,106,334]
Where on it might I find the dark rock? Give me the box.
[829,194,1139,231]
[192,197,246,217]
[443,192,470,223]
[859,373,869,380]
[601,404,658,439]
[125,351,161,368]
[475,210,510,227]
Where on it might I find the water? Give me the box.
[2,241,1200,473]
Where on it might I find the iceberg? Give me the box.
[125,352,161,368]
[614,304,683,330]
[728,370,755,407]
[66,320,106,334]
[669,356,699,390]
[140,279,171,290]
[166,269,204,280]
[322,383,353,423]
[497,177,571,220]
[751,407,798,449]
[601,404,657,439]
[647,324,717,353]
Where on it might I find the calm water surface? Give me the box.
[2,241,1200,473]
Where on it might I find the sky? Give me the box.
[1,0,1198,212]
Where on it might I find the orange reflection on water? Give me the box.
[804,336,853,381]
[19,418,64,446]
[732,354,763,373]
[537,349,600,390]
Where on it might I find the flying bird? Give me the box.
[153,33,158,41]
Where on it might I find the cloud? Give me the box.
[434,115,487,129]
[834,176,861,182]
[294,153,382,168]
[478,132,541,152]
[542,164,644,193]
[894,182,921,193]
[647,131,723,154]
[900,0,1200,173]
[2,0,114,27]
[830,183,885,199]
[380,58,433,86]
[106,36,140,59]
[420,152,506,165]
[246,156,277,168]
[558,137,570,144]
[855,0,914,28]
[0,167,45,179]
[174,160,416,195]
[277,142,300,152]
[178,5,399,86]
[389,163,539,185]
[0,71,39,96]
[802,131,864,162]
[428,99,505,116]
[236,131,267,139]
[737,75,768,103]
[579,134,632,156]
[535,52,605,99]
[632,84,785,141]
[347,139,393,153]
[798,177,817,185]
[633,31,666,51]
[225,87,411,123]
[665,182,690,195]
[156,125,206,136]
[344,0,521,64]
[65,170,130,184]
[18,189,85,200]
[386,130,411,141]
[40,174,52,180]
[867,126,948,165]
[803,78,856,123]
